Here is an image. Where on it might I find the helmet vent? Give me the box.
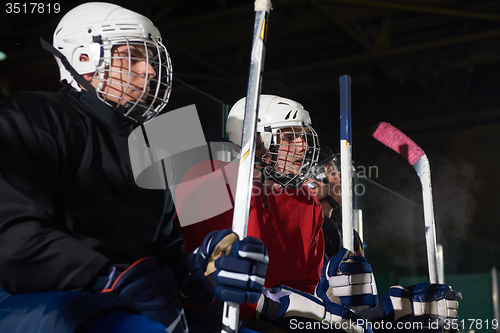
[100,24,141,32]
[117,24,140,31]
[293,110,298,119]
[285,110,292,120]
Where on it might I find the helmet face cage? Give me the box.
[261,125,320,189]
[93,36,172,123]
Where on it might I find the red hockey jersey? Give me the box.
[175,159,324,294]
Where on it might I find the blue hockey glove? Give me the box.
[316,248,378,313]
[256,286,373,333]
[184,229,268,306]
[99,257,188,332]
[407,283,462,332]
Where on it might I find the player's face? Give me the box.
[101,44,156,105]
[324,162,340,186]
[324,162,342,204]
[274,126,308,175]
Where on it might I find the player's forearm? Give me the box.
[0,225,110,293]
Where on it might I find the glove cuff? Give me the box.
[91,264,119,292]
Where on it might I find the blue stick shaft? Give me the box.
[340,75,352,144]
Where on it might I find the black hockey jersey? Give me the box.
[323,212,364,260]
[0,87,186,293]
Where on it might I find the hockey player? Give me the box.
[173,95,384,333]
[304,152,462,331]
[178,94,324,295]
[306,149,463,332]
[0,3,268,333]
[305,145,364,258]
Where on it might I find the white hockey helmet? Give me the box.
[53,2,172,123]
[227,95,320,188]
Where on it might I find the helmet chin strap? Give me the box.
[320,194,340,211]
[318,183,341,210]
[263,168,303,189]
[102,99,154,124]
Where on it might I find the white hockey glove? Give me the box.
[364,283,461,333]
[407,283,462,332]
[255,286,374,333]
[315,248,378,313]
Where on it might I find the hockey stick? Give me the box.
[221,1,272,333]
[372,122,439,284]
[340,75,354,252]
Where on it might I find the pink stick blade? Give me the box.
[372,122,425,165]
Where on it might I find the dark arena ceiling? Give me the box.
[2,0,500,277]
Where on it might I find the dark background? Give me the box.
[1,0,499,280]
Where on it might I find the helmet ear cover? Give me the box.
[89,36,104,67]
[263,126,273,150]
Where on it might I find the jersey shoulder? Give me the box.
[1,89,87,131]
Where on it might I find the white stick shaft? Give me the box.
[221,301,240,333]
[353,209,364,244]
[232,6,269,240]
[437,244,444,284]
[341,141,354,251]
[492,267,500,333]
[414,156,439,284]
[222,2,271,332]
[340,75,354,252]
